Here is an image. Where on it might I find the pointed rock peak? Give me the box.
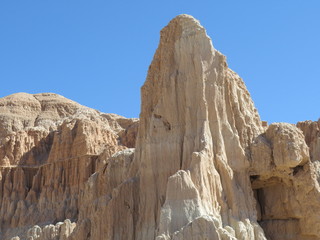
[160,14,208,41]
[167,14,202,28]
[136,13,265,239]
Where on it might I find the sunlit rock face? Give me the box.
[0,93,138,240]
[133,14,265,240]
[2,15,320,240]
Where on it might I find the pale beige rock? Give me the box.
[14,219,76,240]
[157,170,206,237]
[0,93,82,138]
[266,123,309,170]
[250,122,320,239]
[250,123,309,181]
[297,119,320,162]
[118,120,139,148]
[0,93,136,240]
[132,14,265,240]
[2,14,320,240]
[69,148,136,240]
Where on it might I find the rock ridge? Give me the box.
[0,92,138,240]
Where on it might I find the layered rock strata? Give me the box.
[1,14,320,240]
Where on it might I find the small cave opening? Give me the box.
[250,175,259,181]
[292,165,303,176]
[250,175,302,240]
[22,167,38,192]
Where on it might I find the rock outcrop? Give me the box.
[298,120,320,163]
[134,14,264,240]
[250,123,320,240]
[0,93,138,240]
[1,14,320,240]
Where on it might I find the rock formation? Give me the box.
[1,14,320,240]
[0,93,137,239]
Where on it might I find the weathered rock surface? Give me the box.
[133,14,265,240]
[250,123,320,239]
[0,93,138,240]
[1,14,320,240]
[18,219,76,240]
[298,120,320,162]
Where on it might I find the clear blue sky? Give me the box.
[1,1,319,124]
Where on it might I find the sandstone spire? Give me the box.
[2,14,320,240]
[134,14,265,239]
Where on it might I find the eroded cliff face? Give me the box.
[0,93,138,240]
[1,14,320,240]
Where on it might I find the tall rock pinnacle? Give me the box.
[3,14,320,240]
[134,14,265,239]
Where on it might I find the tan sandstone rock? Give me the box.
[2,14,320,240]
[297,119,320,162]
[70,14,266,240]
[131,14,264,240]
[0,93,137,240]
